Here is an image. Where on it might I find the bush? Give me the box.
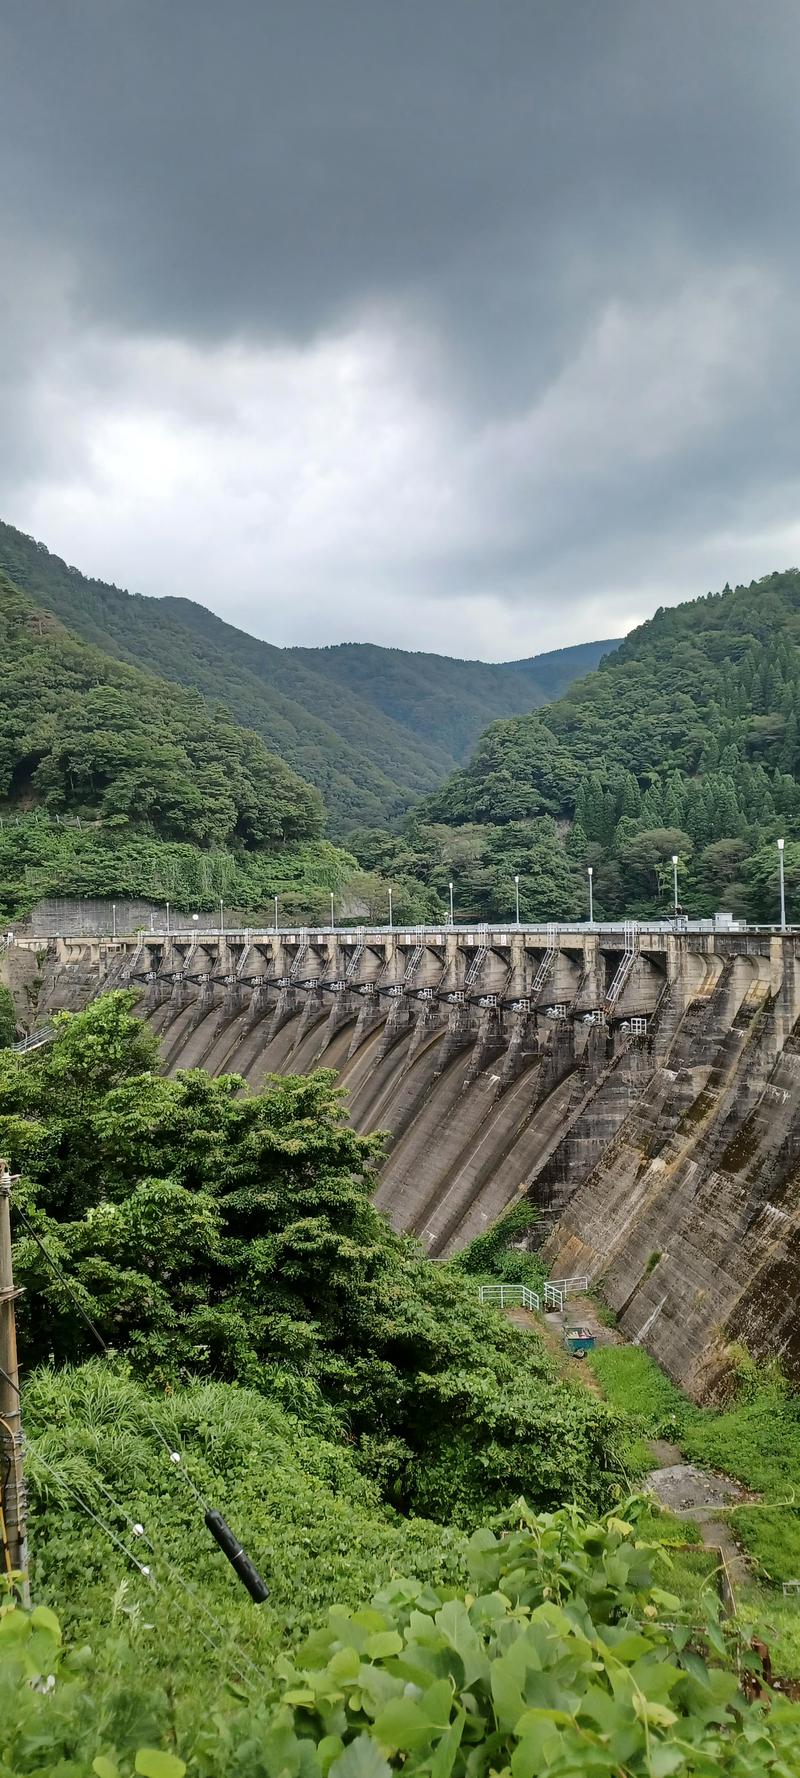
[4,1499,800,1776]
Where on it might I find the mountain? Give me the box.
[0,521,618,833]
[0,570,372,924]
[416,570,800,923]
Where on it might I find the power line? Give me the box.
[13,1204,209,1511]
[7,1212,269,1603]
[85,1465,265,1683]
[26,1436,264,1687]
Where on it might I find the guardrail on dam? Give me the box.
[20,920,800,1398]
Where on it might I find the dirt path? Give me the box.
[644,1456,755,1583]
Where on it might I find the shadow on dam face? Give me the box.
[27,924,800,1397]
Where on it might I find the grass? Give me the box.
[739,1584,800,1681]
[587,1344,800,1586]
[587,1344,690,1440]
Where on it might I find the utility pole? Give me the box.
[0,1161,28,1603]
[587,865,594,925]
[514,874,520,926]
[778,837,786,931]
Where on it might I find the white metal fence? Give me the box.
[544,1276,589,1310]
[478,1283,541,1312]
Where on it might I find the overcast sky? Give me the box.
[2,1,800,660]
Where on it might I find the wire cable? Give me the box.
[30,1442,153,1578]
[26,1438,261,1687]
[4,1351,265,1680]
[12,1206,209,1510]
[85,1465,265,1683]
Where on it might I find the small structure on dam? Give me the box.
[15,917,800,1398]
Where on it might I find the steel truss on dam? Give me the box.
[24,920,800,1397]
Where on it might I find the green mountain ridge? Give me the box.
[0,520,617,834]
[414,569,800,923]
[0,570,377,924]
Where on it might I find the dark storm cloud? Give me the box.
[2,1,800,654]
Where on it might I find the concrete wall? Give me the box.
[25,924,800,1395]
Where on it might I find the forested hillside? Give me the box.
[355,572,800,924]
[0,520,616,833]
[0,573,387,922]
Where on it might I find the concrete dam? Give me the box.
[20,919,800,1397]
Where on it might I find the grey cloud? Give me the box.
[2,1,800,654]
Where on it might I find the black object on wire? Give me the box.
[30,1440,264,1686]
[11,1207,269,1602]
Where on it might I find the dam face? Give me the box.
[27,921,800,1396]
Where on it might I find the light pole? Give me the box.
[778,837,786,931]
[514,874,520,926]
[166,901,170,935]
[587,866,593,925]
[330,891,335,930]
[112,902,117,941]
[449,880,454,926]
[388,886,393,931]
[219,896,224,934]
[274,894,279,933]
[672,853,679,917]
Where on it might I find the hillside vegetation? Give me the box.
[0,520,616,834]
[362,571,800,923]
[0,574,321,847]
[7,993,621,1525]
[6,996,800,1773]
[0,573,400,923]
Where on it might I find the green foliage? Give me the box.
[422,569,800,921]
[23,1363,467,1689]
[0,573,322,848]
[738,1586,800,1683]
[0,810,381,924]
[587,1347,691,1441]
[5,1498,800,1776]
[7,993,626,1523]
[349,817,586,926]
[588,1346,800,1586]
[449,1200,546,1294]
[0,520,615,837]
[0,982,17,1047]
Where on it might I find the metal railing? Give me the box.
[544,1275,589,1310]
[28,918,800,942]
[11,1026,54,1054]
[478,1283,541,1312]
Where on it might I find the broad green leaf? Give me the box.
[650,1747,686,1778]
[435,1599,486,1686]
[92,1759,119,1778]
[134,1752,186,1778]
[30,1604,62,1640]
[364,1631,403,1660]
[633,1696,678,1730]
[490,1657,526,1732]
[329,1647,361,1684]
[511,1726,563,1778]
[329,1735,392,1778]
[373,1695,430,1750]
